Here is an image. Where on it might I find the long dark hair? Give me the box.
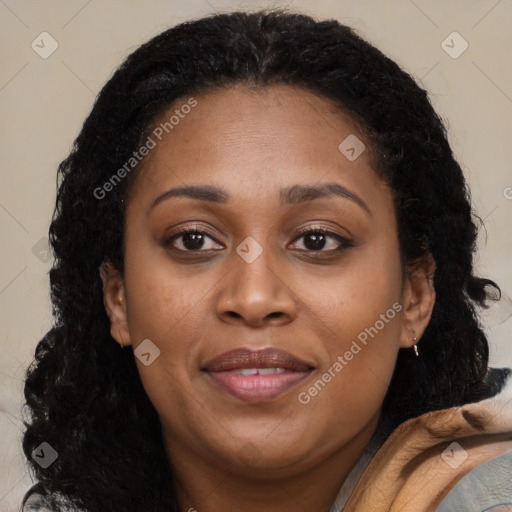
[22,9,510,512]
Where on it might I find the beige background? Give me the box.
[1,0,511,509]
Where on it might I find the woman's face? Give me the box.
[103,84,431,478]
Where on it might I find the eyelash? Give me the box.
[163,225,353,254]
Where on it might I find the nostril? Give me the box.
[266,312,283,319]
[227,311,242,319]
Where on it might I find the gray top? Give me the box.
[434,450,512,512]
[328,417,390,512]
[23,494,74,512]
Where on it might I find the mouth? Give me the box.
[202,348,314,403]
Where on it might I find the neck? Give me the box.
[166,411,381,512]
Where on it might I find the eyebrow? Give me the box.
[150,182,371,215]
[281,183,371,215]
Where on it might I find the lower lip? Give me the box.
[205,370,311,403]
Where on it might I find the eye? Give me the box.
[163,226,352,254]
[164,227,224,252]
[289,228,353,252]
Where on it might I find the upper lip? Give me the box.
[203,348,314,372]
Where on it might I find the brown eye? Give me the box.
[165,229,223,252]
[290,229,353,252]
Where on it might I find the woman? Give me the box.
[21,9,512,512]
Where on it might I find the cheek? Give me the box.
[294,247,403,422]
[123,243,210,342]
[296,306,401,448]
[122,262,207,420]
[299,245,402,350]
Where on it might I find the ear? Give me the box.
[399,253,436,350]
[99,261,132,347]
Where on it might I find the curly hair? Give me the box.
[21,9,510,512]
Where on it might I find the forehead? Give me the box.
[130,84,388,210]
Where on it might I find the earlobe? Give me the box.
[399,254,436,350]
[99,261,132,347]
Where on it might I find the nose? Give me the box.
[215,248,297,328]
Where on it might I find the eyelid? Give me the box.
[294,224,349,237]
[164,223,220,240]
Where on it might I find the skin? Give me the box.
[101,84,436,512]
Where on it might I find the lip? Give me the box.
[202,348,314,403]
[203,348,313,372]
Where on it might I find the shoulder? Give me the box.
[22,493,54,512]
[344,367,512,512]
[22,492,80,512]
